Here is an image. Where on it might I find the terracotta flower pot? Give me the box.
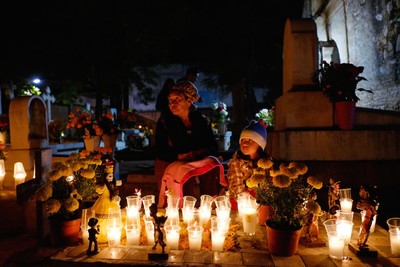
[257,205,272,225]
[83,136,101,151]
[266,220,302,256]
[49,218,82,246]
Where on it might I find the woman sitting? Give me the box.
[155,80,227,207]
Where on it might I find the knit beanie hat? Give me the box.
[170,80,201,103]
[239,120,267,149]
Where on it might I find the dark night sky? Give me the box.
[0,1,304,89]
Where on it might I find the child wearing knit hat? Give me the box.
[226,120,273,209]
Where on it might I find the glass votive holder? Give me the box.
[337,210,354,222]
[323,219,338,234]
[167,195,181,210]
[107,225,122,247]
[200,194,214,207]
[143,216,155,245]
[108,207,122,227]
[236,192,251,218]
[182,206,195,224]
[141,195,155,217]
[125,224,141,245]
[187,225,203,251]
[214,195,230,209]
[339,188,352,199]
[327,232,345,260]
[199,205,212,226]
[387,217,400,230]
[126,206,141,226]
[210,227,226,251]
[165,225,180,250]
[211,216,231,234]
[216,206,231,219]
[389,229,400,256]
[126,195,142,212]
[339,198,353,212]
[242,206,257,235]
[360,210,377,233]
[337,220,353,243]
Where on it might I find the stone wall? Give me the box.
[306,0,400,111]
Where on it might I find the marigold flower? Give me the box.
[48,169,62,181]
[257,158,273,169]
[289,162,308,175]
[269,168,281,177]
[251,173,266,184]
[80,169,95,179]
[35,182,52,202]
[44,199,61,214]
[307,176,323,189]
[272,174,291,188]
[306,200,321,215]
[64,197,80,212]
[280,167,299,179]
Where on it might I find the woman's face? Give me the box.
[168,91,192,116]
[240,138,260,158]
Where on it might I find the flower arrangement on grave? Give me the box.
[0,115,9,133]
[315,61,372,103]
[66,108,103,139]
[211,101,229,124]
[117,109,137,129]
[125,124,154,150]
[35,149,110,221]
[97,112,120,135]
[246,159,323,230]
[255,107,275,127]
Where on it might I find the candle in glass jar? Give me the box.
[211,227,225,251]
[389,229,400,256]
[187,226,203,251]
[337,220,353,243]
[327,234,345,259]
[125,225,140,245]
[242,207,257,235]
[165,225,180,250]
[340,198,353,212]
[107,226,122,247]
[199,205,211,225]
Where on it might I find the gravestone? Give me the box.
[274,18,333,131]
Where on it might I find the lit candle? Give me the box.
[216,206,230,219]
[187,225,203,251]
[389,229,400,256]
[182,207,194,223]
[337,220,353,243]
[211,228,225,251]
[13,162,27,187]
[340,198,353,212]
[125,225,140,245]
[126,207,140,227]
[107,225,122,247]
[199,205,211,226]
[327,234,345,259]
[165,225,180,250]
[242,207,257,235]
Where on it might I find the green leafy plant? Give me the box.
[315,61,372,103]
[246,159,323,230]
[255,108,275,127]
[212,101,229,124]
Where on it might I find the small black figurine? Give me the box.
[86,218,100,255]
[149,203,168,254]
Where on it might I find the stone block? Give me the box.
[274,91,333,131]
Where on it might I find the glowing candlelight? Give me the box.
[339,198,353,212]
[211,227,225,251]
[187,225,203,251]
[242,207,257,235]
[390,229,400,256]
[13,162,26,187]
[165,225,180,250]
[199,205,211,225]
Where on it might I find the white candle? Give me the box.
[107,226,122,247]
[187,226,203,251]
[328,235,345,259]
[340,198,353,212]
[216,206,231,220]
[165,225,180,250]
[242,207,257,235]
[125,225,140,245]
[211,228,225,251]
[182,207,194,223]
[337,220,353,243]
[389,229,400,256]
[126,207,140,226]
[199,206,211,226]
[81,227,89,246]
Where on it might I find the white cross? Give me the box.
[42,86,56,122]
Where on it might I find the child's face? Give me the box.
[240,138,259,157]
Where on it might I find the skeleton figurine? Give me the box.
[356,184,379,247]
[328,179,340,218]
[149,203,168,253]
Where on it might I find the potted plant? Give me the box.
[315,61,372,130]
[66,108,103,150]
[211,101,229,136]
[246,159,323,256]
[255,107,275,127]
[98,112,120,149]
[0,114,10,144]
[35,150,106,245]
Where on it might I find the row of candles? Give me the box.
[81,192,259,252]
[0,160,28,189]
[324,188,400,259]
